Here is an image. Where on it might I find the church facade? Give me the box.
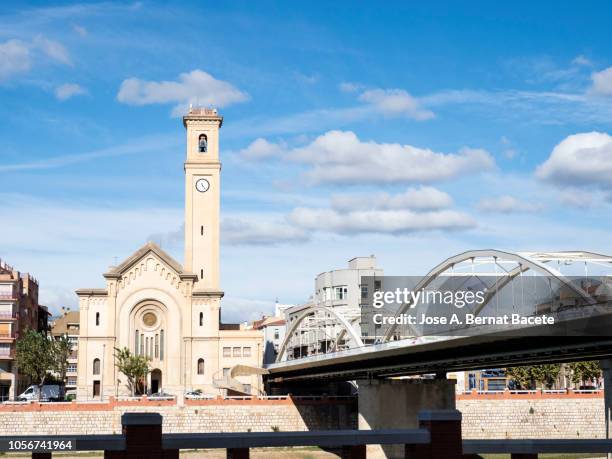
[75,108,263,399]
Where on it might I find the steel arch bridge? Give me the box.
[275,249,612,363]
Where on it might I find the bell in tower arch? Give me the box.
[198,134,208,153]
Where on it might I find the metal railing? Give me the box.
[162,429,430,450]
[463,438,612,455]
[458,388,602,395]
[0,394,358,404]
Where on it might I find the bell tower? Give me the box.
[182,107,223,291]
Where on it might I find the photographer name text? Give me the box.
[372,313,555,326]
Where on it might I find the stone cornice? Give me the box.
[184,162,221,169]
[75,288,108,297]
[182,116,223,128]
[192,289,224,298]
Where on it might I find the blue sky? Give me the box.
[1,1,612,321]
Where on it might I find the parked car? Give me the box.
[184,389,202,399]
[148,390,174,400]
[18,384,65,402]
[184,389,215,400]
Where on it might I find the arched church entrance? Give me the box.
[151,369,162,394]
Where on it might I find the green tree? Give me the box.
[15,329,58,395]
[54,335,72,384]
[506,366,532,389]
[530,364,561,389]
[568,361,601,387]
[507,364,561,389]
[114,347,150,396]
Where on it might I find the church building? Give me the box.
[75,108,263,399]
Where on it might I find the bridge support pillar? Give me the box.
[601,358,612,459]
[357,378,456,458]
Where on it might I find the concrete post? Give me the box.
[104,412,178,459]
[358,378,456,458]
[341,444,367,459]
[600,358,612,459]
[227,448,250,458]
[415,409,463,459]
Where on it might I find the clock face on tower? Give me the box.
[195,178,210,193]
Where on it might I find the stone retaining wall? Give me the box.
[0,394,605,439]
[457,396,605,439]
[0,397,357,436]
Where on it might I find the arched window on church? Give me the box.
[93,358,100,375]
[198,134,208,153]
[95,312,100,326]
[197,358,204,375]
[199,312,204,327]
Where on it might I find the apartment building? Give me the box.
[283,256,383,359]
[50,310,80,392]
[0,259,49,399]
[252,316,286,365]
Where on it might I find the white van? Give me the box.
[18,384,64,402]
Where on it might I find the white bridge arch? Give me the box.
[276,305,364,363]
[276,249,612,363]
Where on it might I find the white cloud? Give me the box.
[331,186,453,212]
[572,55,592,67]
[295,72,318,85]
[221,296,276,323]
[73,24,88,37]
[339,82,363,93]
[421,88,612,126]
[148,224,184,250]
[222,216,309,245]
[0,134,179,172]
[289,130,495,185]
[477,195,543,214]
[117,69,249,115]
[0,39,31,80]
[358,88,434,120]
[0,35,72,82]
[238,138,286,160]
[55,83,86,101]
[33,35,72,66]
[289,207,475,234]
[536,132,612,188]
[590,67,612,96]
[0,193,183,312]
[500,136,518,160]
[558,188,600,209]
